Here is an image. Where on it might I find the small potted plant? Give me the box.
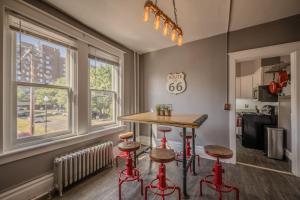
[156,104,161,115]
[159,105,165,116]
[165,106,172,116]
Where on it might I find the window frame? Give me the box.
[1,1,125,158]
[4,14,78,150]
[87,54,121,132]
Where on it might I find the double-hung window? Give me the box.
[6,14,77,148]
[88,46,120,129]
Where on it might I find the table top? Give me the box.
[118,112,208,128]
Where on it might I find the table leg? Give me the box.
[150,124,153,149]
[133,122,137,167]
[148,124,153,174]
[192,128,196,175]
[182,127,188,198]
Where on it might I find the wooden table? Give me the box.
[118,112,208,198]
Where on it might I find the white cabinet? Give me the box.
[236,77,241,98]
[240,75,253,98]
[236,60,262,99]
[253,67,262,88]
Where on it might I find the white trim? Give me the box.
[0,173,54,200]
[237,162,293,175]
[0,125,126,165]
[229,41,300,176]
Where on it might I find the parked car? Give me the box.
[28,115,46,123]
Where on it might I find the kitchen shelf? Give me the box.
[264,62,290,73]
[278,95,291,99]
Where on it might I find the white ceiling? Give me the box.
[46,0,300,53]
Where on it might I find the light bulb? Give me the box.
[144,6,149,22]
[154,13,160,30]
[177,34,183,46]
[163,21,169,36]
[171,29,176,41]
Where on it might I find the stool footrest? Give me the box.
[200,174,239,193]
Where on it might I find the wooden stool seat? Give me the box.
[179,132,194,139]
[158,126,172,133]
[150,148,175,163]
[118,141,140,152]
[119,132,133,140]
[204,145,233,159]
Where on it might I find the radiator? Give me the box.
[54,141,113,196]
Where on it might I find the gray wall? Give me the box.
[0,0,135,192]
[140,14,300,147]
[141,34,228,146]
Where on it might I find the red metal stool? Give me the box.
[115,132,133,167]
[157,126,172,149]
[145,148,181,200]
[200,145,239,200]
[118,141,143,200]
[176,131,200,171]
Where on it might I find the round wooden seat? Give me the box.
[204,145,233,159]
[179,132,195,139]
[150,148,175,163]
[158,126,172,133]
[118,141,140,152]
[119,131,133,140]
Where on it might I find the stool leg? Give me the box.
[161,132,167,149]
[186,138,191,157]
[118,179,123,200]
[144,185,149,200]
[213,158,222,187]
[218,191,222,200]
[139,177,143,195]
[200,179,203,196]
[233,187,239,200]
[157,163,167,189]
[115,156,119,167]
[176,186,181,200]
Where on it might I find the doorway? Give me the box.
[228,42,300,176]
[235,56,291,172]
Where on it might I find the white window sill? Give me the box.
[0,125,126,165]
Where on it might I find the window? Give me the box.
[2,8,124,154]
[88,47,120,128]
[7,14,77,146]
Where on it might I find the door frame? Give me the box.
[228,41,300,177]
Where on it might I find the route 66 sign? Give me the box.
[167,72,186,95]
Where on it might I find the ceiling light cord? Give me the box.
[226,0,233,104]
[173,0,178,25]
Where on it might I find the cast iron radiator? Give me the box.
[54,141,113,196]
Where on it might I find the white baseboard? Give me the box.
[285,149,292,160]
[139,136,232,163]
[0,173,54,200]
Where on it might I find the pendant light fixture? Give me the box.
[143,0,183,46]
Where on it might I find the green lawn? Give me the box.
[17,113,68,138]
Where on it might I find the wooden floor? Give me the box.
[236,136,291,172]
[51,155,300,200]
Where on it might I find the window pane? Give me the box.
[91,90,114,126]
[89,58,113,90]
[17,86,69,139]
[16,32,68,86]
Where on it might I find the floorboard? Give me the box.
[49,155,300,200]
[236,136,291,172]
